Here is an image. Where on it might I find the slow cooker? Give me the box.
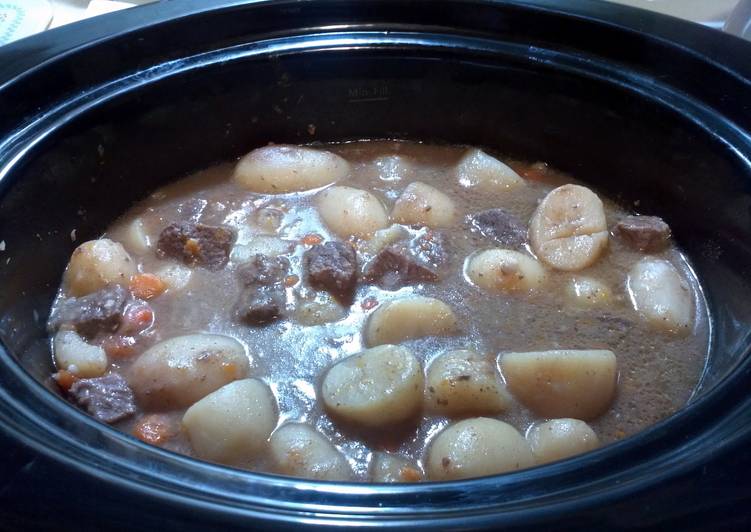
[1,0,751,529]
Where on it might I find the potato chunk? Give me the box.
[123,218,152,255]
[54,329,107,377]
[455,149,524,191]
[529,185,608,271]
[465,249,546,293]
[370,452,424,483]
[391,182,457,228]
[565,276,612,307]
[155,262,192,291]
[364,296,458,347]
[183,379,278,464]
[426,418,534,480]
[425,349,509,416]
[500,350,617,420]
[322,345,423,427]
[64,239,137,296]
[129,334,250,409]
[269,423,353,481]
[234,145,350,193]
[627,258,692,333]
[526,418,600,464]
[316,186,389,238]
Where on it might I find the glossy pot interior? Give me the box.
[0,0,750,528]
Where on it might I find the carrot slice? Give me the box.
[53,370,79,392]
[133,414,178,445]
[301,233,323,246]
[129,273,167,300]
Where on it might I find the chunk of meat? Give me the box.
[68,373,136,423]
[364,229,447,289]
[235,285,286,325]
[468,209,527,248]
[303,241,358,302]
[49,284,128,337]
[238,254,290,286]
[615,215,671,252]
[156,221,235,270]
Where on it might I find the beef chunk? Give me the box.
[156,221,235,270]
[235,285,286,325]
[49,284,128,337]
[615,215,671,252]
[304,241,358,302]
[468,209,527,248]
[238,254,290,286]
[68,373,136,423]
[364,229,447,289]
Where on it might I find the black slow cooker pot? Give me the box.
[1,0,751,529]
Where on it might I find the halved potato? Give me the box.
[64,239,137,296]
[526,418,600,464]
[234,145,350,193]
[129,334,250,409]
[269,423,353,481]
[322,345,423,427]
[425,349,509,417]
[364,296,458,347]
[391,182,457,228]
[529,185,608,271]
[455,149,524,191]
[627,258,692,333]
[316,186,389,238]
[465,249,546,293]
[500,349,617,420]
[183,379,278,464]
[426,417,534,480]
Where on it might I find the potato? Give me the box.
[370,452,423,483]
[425,349,509,417]
[155,262,193,291]
[565,276,612,307]
[465,249,546,293]
[455,149,524,191]
[182,379,278,464]
[129,334,250,409]
[500,350,617,420]
[322,345,423,427]
[64,239,137,296]
[360,224,409,258]
[526,418,600,464]
[529,185,608,271]
[123,218,152,255]
[230,236,295,263]
[316,186,389,238]
[254,206,285,233]
[372,154,413,182]
[234,145,350,193]
[391,182,457,228]
[426,418,534,480]
[364,296,458,347]
[269,423,353,481]
[53,330,107,377]
[293,291,347,326]
[627,258,692,333]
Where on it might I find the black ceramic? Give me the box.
[0,0,750,529]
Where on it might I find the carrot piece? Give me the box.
[301,233,323,246]
[399,466,422,482]
[133,414,178,445]
[284,274,299,287]
[102,336,137,359]
[53,370,79,392]
[129,273,167,300]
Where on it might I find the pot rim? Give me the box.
[1,1,751,527]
